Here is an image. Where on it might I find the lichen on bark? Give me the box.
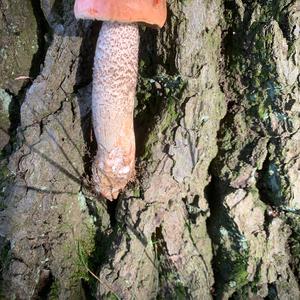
[0,0,299,299]
[97,0,226,298]
[0,0,110,298]
[209,0,300,298]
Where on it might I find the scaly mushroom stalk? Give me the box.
[92,22,139,200]
[74,0,166,200]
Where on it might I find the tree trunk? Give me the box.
[0,0,299,299]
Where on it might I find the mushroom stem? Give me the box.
[92,22,139,200]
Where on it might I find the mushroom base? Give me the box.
[92,147,135,200]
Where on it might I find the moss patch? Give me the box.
[135,73,186,161]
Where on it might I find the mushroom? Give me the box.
[74,0,167,200]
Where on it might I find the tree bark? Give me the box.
[0,0,299,299]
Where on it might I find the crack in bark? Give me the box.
[29,0,51,79]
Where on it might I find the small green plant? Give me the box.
[76,240,121,300]
[48,280,60,300]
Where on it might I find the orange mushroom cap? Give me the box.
[74,0,167,28]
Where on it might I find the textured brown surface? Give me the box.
[0,0,38,94]
[0,0,300,299]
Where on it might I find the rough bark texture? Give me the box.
[0,0,299,299]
